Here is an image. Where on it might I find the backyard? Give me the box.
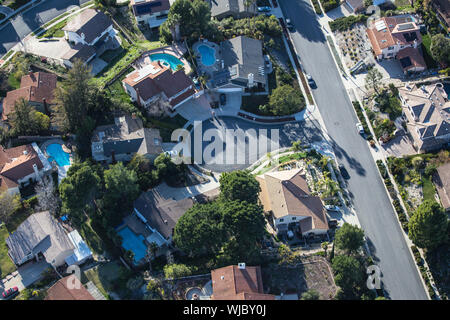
[83,261,130,299]
[0,224,16,278]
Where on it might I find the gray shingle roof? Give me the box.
[6,211,74,265]
[63,9,112,44]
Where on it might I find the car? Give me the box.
[285,18,294,31]
[328,219,339,228]
[306,74,316,88]
[219,93,226,105]
[356,122,365,134]
[2,286,19,299]
[257,6,271,12]
[338,164,350,180]
[325,205,340,212]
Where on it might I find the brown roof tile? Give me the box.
[434,162,450,210]
[0,144,43,187]
[45,276,95,300]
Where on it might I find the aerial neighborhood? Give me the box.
[0,0,448,303]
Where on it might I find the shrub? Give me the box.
[329,15,368,32]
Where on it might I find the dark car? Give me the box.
[306,74,316,89]
[2,286,19,299]
[328,219,339,228]
[338,164,350,180]
[219,93,226,105]
[285,18,294,31]
[257,6,271,12]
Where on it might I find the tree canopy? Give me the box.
[365,67,383,95]
[408,200,448,249]
[219,170,261,204]
[430,34,450,66]
[332,255,364,297]
[334,223,365,253]
[9,98,50,136]
[267,85,305,116]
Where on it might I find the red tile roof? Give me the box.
[2,72,57,121]
[397,47,427,71]
[0,144,43,191]
[211,265,275,300]
[45,276,95,300]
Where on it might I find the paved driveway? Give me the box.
[0,0,90,55]
[0,260,50,294]
[193,116,325,172]
[279,0,427,299]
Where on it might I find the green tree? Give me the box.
[0,191,20,225]
[301,289,320,300]
[163,263,193,279]
[291,140,303,152]
[332,255,364,296]
[430,34,450,66]
[219,170,261,204]
[173,201,226,257]
[127,154,159,191]
[334,223,365,254]
[54,59,95,132]
[268,85,305,115]
[365,67,383,95]
[9,98,50,136]
[408,200,448,249]
[59,162,101,225]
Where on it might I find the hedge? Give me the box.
[352,101,373,140]
[311,0,323,14]
[329,15,368,32]
[320,0,339,12]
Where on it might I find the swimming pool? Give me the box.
[444,82,450,96]
[46,144,70,167]
[197,45,216,66]
[117,226,147,263]
[149,53,184,71]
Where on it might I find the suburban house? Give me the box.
[212,36,267,92]
[432,0,450,32]
[130,0,171,28]
[209,0,257,20]
[366,16,426,73]
[256,169,329,237]
[122,61,196,115]
[0,143,51,195]
[132,190,195,250]
[91,114,163,163]
[6,211,92,267]
[433,162,450,212]
[2,72,57,121]
[45,275,95,300]
[210,264,275,300]
[345,0,365,13]
[61,9,119,68]
[398,82,450,152]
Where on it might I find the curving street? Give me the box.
[0,0,90,55]
[278,0,427,299]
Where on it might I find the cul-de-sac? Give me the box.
[0,0,448,301]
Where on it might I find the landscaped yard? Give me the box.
[0,224,17,278]
[83,261,123,298]
[421,33,438,69]
[79,218,106,255]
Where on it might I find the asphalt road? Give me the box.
[278,0,428,299]
[0,0,90,55]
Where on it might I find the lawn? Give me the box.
[421,174,436,201]
[147,114,188,142]
[6,204,34,232]
[37,19,67,39]
[278,152,308,164]
[0,224,17,278]
[79,218,106,255]
[83,261,122,298]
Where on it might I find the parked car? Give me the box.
[2,286,19,299]
[220,93,226,105]
[306,74,316,88]
[325,205,340,212]
[328,219,339,228]
[356,122,364,135]
[285,18,294,31]
[257,6,271,12]
[338,164,350,180]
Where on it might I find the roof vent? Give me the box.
[163,219,168,224]
[23,150,28,155]
[221,276,225,280]
[238,262,246,269]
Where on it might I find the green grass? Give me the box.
[8,73,20,89]
[5,207,33,232]
[79,218,106,255]
[0,225,17,278]
[84,261,122,298]
[37,19,67,39]
[421,34,438,69]
[278,152,308,164]
[422,175,436,201]
[100,47,125,64]
[147,114,188,142]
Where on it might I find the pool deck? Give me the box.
[40,138,73,182]
[134,43,192,75]
[193,40,222,77]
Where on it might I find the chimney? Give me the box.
[238,262,246,270]
[131,113,136,119]
[42,98,49,115]
[32,163,41,182]
[111,150,116,164]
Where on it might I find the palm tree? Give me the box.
[167,13,181,42]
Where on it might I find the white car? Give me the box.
[356,123,364,134]
[325,205,340,212]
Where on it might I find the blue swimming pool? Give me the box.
[46,144,70,167]
[117,226,147,263]
[198,45,216,66]
[149,53,184,71]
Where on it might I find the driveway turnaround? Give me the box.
[193,116,325,173]
[278,0,427,299]
[0,0,90,55]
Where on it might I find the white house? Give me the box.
[130,0,171,28]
